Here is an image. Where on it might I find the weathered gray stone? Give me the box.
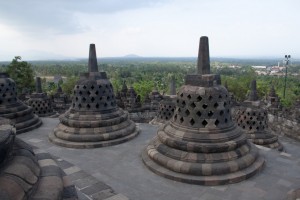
[142,36,265,185]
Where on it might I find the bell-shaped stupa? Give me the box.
[235,80,283,151]
[0,117,77,199]
[142,36,265,185]
[27,77,57,117]
[0,73,42,134]
[49,44,139,148]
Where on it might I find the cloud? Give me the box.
[0,0,167,35]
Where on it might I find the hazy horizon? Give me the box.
[0,0,299,61]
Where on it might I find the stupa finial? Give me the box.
[88,44,99,72]
[197,36,210,75]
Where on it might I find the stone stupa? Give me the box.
[0,73,42,134]
[142,36,265,185]
[52,85,70,114]
[0,117,77,199]
[150,78,177,125]
[49,44,139,148]
[235,80,283,151]
[27,77,57,117]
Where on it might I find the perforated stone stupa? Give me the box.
[149,96,176,125]
[49,44,139,148]
[0,117,77,199]
[235,80,283,151]
[27,77,57,117]
[142,36,265,185]
[0,73,42,134]
[52,85,70,114]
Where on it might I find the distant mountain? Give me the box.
[124,54,141,58]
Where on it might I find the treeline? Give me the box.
[1,57,300,107]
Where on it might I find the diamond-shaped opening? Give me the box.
[187,94,192,99]
[250,117,253,120]
[249,126,252,130]
[225,118,228,123]
[100,97,103,100]
[190,102,196,108]
[83,85,87,89]
[87,104,91,109]
[227,109,230,113]
[82,97,86,102]
[224,102,227,107]
[182,101,186,106]
[95,91,99,95]
[202,104,208,109]
[178,108,181,112]
[196,111,202,117]
[91,85,94,90]
[87,91,91,95]
[197,96,202,101]
[79,91,82,95]
[174,114,178,120]
[104,102,107,107]
[96,103,99,108]
[78,104,82,108]
[214,102,219,108]
[180,117,184,123]
[215,119,220,126]
[176,99,179,103]
[218,95,222,99]
[256,127,259,130]
[91,97,95,102]
[208,95,213,101]
[242,125,245,129]
[220,110,224,116]
[180,93,184,97]
[202,120,208,127]
[185,109,190,116]
[107,96,110,100]
[253,112,256,116]
[246,121,250,124]
[190,118,195,126]
[208,111,213,117]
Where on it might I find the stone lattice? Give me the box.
[150,96,176,125]
[235,80,283,151]
[0,73,42,134]
[142,36,265,185]
[27,77,57,117]
[0,118,77,199]
[49,44,139,148]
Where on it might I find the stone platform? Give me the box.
[19,118,300,200]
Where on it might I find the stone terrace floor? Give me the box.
[18,117,300,200]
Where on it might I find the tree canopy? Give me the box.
[6,56,35,93]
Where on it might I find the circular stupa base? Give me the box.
[16,116,42,134]
[142,146,265,186]
[149,117,165,126]
[249,134,284,152]
[49,125,140,149]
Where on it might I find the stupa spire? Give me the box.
[88,44,99,72]
[197,36,210,75]
[36,77,42,93]
[248,79,259,101]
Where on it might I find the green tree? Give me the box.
[61,76,79,95]
[6,56,35,93]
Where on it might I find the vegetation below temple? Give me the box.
[1,57,300,107]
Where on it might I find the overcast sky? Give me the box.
[0,0,299,61]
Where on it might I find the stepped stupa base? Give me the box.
[49,125,139,148]
[16,116,42,134]
[249,134,284,151]
[142,140,265,185]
